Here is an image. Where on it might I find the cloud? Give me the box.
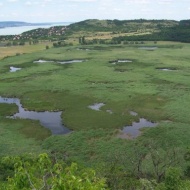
[25,1,40,5]
[25,1,32,5]
[158,0,173,4]
[0,2,3,6]
[66,0,97,2]
[11,12,19,16]
[7,0,19,2]
[113,8,121,12]
[124,0,150,4]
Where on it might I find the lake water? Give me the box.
[0,22,72,35]
[0,96,70,135]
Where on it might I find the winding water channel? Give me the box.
[0,96,70,135]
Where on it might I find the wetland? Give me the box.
[1,41,190,189]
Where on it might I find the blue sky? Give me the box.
[0,0,190,22]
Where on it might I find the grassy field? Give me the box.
[0,41,52,60]
[0,41,190,174]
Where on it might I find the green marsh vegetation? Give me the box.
[1,41,190,189]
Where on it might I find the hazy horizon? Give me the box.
[0,22,72,35]
[0,21,72,23]
[0,0,189,23]
[0,18,188,24]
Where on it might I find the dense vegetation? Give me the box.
[0,153,108,189]
[113,20,190,43]
[1,19,190,189]
[67,19,177,32]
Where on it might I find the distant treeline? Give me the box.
[112,20,190,43]
[68,19,178,32]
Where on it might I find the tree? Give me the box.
[19,41,25,46]
[82,36,85,44]
[6,42,12,46]
[183,148,190,178]
[147,143,181,182]
[164,167,182,190]
[2,153,108,190]
[79,37,82,44]
[12,41,18,46]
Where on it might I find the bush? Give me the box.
[1,153,108,190]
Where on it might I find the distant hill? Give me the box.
[1,19,190,43]
[67,19,190,43]
[0,21,29,28]
[0,21,52,29]
[67,19,178,32]
[112,19,190,43]
[66,19,190,42]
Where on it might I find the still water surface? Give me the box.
[0,96,70,135]
[121,118,158,138]
[0,22,72,35]
[10,66,21,72]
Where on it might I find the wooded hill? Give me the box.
[67,19,178,32]
[112,19,190,43]
[1,19,190,43]
[67,19,190,43]
[0,21,50,28]
[0,21,31,28]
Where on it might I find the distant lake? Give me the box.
[0,22,72,35]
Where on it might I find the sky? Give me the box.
[0,0,190,23]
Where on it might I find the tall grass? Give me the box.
[0,42,189,167]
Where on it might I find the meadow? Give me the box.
[0,41,52,60]
[0,41,190,187]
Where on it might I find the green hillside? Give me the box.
[113,19,190,43]
[2,19,190,43]
[0,19,179,41]
[68,19,178,32]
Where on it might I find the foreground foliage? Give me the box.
[1,153,108,190]
[1,153,190,189]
